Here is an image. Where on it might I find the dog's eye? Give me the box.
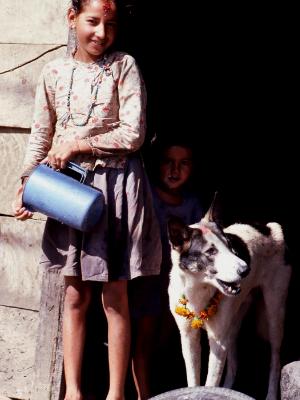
[205,246,217,256]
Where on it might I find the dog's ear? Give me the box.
[202,191,223,226]
[168,217,193,249]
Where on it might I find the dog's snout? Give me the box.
[238,264,250,278]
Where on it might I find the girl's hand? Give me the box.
[12,182,33,221]
[43,140,80,169]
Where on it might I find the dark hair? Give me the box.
[71,0,86,14]
[71,0,119,14]
[151,135,196,160]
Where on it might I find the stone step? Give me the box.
[281,361,300,400]
[149,386,255,400]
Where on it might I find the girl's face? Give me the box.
[159,146,193,192]
[68,0,117,63]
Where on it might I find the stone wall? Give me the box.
[0,2,68,398]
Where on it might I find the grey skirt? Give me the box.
[40,155,162,282]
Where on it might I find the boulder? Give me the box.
[281,361,300,400]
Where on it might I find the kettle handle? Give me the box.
[65,161,87,183]
[46,161,88,183]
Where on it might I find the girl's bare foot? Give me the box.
[106,393,125,400]
[64,388,83,400]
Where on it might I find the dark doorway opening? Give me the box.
[81,2,298,399]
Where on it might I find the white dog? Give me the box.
[168,207,291,400]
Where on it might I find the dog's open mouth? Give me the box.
[217,279,241,295]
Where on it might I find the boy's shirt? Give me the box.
[152,188,203,274]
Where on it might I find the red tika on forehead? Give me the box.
[102,0,112,15]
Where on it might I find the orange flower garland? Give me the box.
[175,291,223,329]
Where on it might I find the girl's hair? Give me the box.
[71,0,87,14]
[71,0,122,14]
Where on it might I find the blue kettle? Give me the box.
[23,162,104,232]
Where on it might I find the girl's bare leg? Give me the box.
[132,315,157,400]
[102,280,130,400]
[63,276,92,400]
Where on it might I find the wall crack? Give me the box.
[0,44,67,75]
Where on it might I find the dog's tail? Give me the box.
[266,222,284,244]
[266,222,291,264]
[268,222,294,267]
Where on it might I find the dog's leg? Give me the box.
[264,300,284,400]
[205,334,228,387]
[223,328,239,388]
[177,320,202,387]
[224,298,252,388]
[262,268,291,400]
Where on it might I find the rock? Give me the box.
[281,361,300,400]
[149,386,255,400]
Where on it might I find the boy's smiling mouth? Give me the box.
[168,176,180,182]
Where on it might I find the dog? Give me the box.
[167,204,291,400]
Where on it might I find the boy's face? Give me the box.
[159,146,193,192]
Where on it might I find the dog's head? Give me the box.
[168,216,250,296]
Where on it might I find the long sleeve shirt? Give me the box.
[22,51,147,176]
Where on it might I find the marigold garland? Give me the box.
[175,291,223,329]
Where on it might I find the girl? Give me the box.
[130,138,203,399]
[13,1,161,399]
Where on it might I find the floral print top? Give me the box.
[22,51,147,176]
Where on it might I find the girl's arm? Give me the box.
[21,64,57,177]
[83,55,147,156]
[14,65,57,219]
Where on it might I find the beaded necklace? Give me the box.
[175,291,222,329]
[61,55,109,128]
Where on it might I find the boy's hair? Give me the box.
[151,136,195,161]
